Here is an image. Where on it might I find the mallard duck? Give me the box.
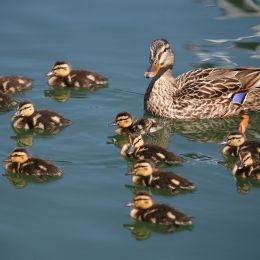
[144,38,260,120]
[0,92,17,111]
[0,75,32,93]
[125,191,192,226]
[121,134,182,165]
[4,148,63,176]
[127,159,195,192]
[46,61,108,88]
[232,150,260,179]
[12,100,71,133]
[111,111,162,135]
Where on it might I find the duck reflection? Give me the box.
[44,85,107,102]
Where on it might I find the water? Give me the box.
[0,0,260,259]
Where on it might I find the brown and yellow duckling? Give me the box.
[222,115,260,157]
[4,148,63,177]
[0,92,17,111]
[127,159,195,193]
[126,191,192,226]
[0,75,32,94]
[121,134,182,165]
[232,150,260,179]
[111,111,162,135]
[46,61,108,88]
[12,100,71,134]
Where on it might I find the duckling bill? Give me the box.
[126,191,192,226]
[4,148,63,177]
[46,61,108,88]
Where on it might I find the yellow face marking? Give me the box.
[18,103,35,117]
[10,151,29,163]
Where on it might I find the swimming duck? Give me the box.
[127,159,195,193]
[125,191,192,226]
[144,38,260,120]
[46,61,108,88]
[12,100,71,134]
[121,134,182,165]
[0,75,32,93]
[222,116,260,157]
[232,150,260,179]
[4,148,63,177]
[111,111,162,135]
[0,92,17,111]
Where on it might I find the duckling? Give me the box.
[0,75,32,93]
[121,134,182,166]
[127,159,195,193]
[12,100,71,134]
[221,131,260,157]
[0,92,17,111]
[125,191,192,226]
[4,148,63,177]
[111,112,162,135]
[46,61,108,88]
[232,150,260,179]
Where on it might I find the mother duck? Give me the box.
[144,38,260,120]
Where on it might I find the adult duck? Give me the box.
[144,38,260,120]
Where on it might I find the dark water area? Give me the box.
[0,0,260,259]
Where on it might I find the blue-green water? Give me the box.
[1,0,260,259]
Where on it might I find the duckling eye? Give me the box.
[164,48,167,52]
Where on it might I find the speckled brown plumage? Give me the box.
[0,76,32,93]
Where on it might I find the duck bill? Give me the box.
[127,145,136,156]
[125,202,134,207]
[14,110,21,116]
[220,140,227,145]
[144,62,160,78]
[110,121,118,126]
[45,71,54,77]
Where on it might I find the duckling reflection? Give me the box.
[44,86,101,102]
[4,172,62,188]
[234,176,260,195]
[123,221,176,241]
[0,92,17,112]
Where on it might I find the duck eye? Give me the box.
[164,48,167,52]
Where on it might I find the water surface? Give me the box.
[0,0,260,259]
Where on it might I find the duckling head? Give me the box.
[15,100,35,117]
[126,191,154,210]
[8,148,30,163]
[144,38,174,78]
[46,61,71,77]
[111,112,134,128]
[127,134,145,155]
[238,150,254,168]
[131,159,155,177]
[222,131,246,147]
